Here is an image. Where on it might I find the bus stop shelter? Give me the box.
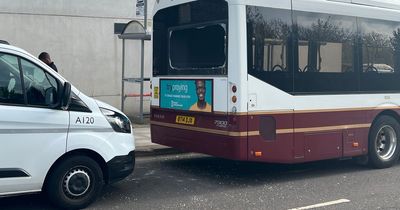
[118,20,151,123]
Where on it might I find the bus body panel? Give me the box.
[227,4,249,114]
[247,113,294,163]
[151,0,400,164]
[151,108,247,160]
[151,124,248,160]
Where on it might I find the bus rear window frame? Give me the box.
[167,20,228,75]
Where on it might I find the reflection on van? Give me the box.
[363,64,394,73]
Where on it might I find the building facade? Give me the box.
[0,0,155,118]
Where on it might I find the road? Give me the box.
[1,153,400,210]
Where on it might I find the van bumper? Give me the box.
[106,151,135,184]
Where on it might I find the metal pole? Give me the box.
[139,40,145,123]
[144,0,148,30]
[121,39,126,112]
[138,0,148,123]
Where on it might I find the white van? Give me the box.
[0,42,135,209]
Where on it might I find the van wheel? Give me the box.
[368,116,400,169]
[46,155,104,209]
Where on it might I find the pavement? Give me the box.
[133,122,183,157]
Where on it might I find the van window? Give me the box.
[20,59,59,106]
[0,54,25,105]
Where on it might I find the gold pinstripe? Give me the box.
[152,106,400,115]
[292,123,371,133]
[151,121,371,136]
[151,121,248,137]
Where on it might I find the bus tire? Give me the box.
[46,155,104,209]
[368,115,400,169]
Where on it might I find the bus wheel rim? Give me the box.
[375,125,397,161]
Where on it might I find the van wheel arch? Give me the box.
[43,149,109,192]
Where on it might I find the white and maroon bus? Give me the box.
[151,0,400,168]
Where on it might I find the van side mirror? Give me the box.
[61,82,72,110]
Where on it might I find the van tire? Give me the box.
[368,115,400,169]
[46,155,104,209]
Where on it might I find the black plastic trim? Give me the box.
[106,151,135,184]
[0,169,29,178]
[68,93,92,113]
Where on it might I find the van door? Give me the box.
[0,53,69,194]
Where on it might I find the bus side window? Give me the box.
[359,18,400,92]
[246,6,293,93]
[293,11,357,93]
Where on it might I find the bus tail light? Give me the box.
[255,151,262,157]
[232,96,237,103]
[231,106,237,113]
[232,85,237,93]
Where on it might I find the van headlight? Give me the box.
[100,108,132,133]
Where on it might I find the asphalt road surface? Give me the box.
[1,153,400,210]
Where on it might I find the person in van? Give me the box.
[38,52,58,72]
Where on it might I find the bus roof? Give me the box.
[153,0,400,15]
[333,0,400,10]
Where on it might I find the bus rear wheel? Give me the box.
[46,155,104,209]
[368,115,400,169]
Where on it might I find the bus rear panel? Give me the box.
[151,0,249,160]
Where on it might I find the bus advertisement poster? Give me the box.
[160,79,213,113]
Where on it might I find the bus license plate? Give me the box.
[176,115,195,125]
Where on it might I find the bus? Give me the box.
[150,0,400,169]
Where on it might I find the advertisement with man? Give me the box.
[160,79,213,113]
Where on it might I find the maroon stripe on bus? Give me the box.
[294,110,368,128]
[150,107,398,163]
[152,107,396,133]
[151,124,248,160]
